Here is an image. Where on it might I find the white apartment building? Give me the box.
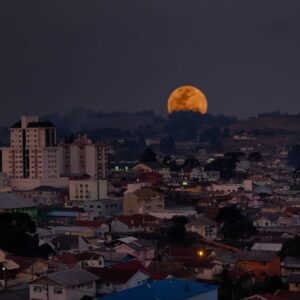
[58,134,107,179]
[69,177,108,202]
[0,116,67,190]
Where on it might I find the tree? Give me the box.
[140,148,158,163]
[248,152,263,162]
[159,136,175,154]
[281,235,300,258]
[81,296,93,300]
[167,223,187,245]
[222,127,230,138]
[171,216,188,225]
[184,157,200,168]
[0,213,39,256]
[217,206,257,240]
[288,145,300,168]
[208,139,224,153]
[205,157,237,180]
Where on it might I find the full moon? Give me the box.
[167,85,208,114]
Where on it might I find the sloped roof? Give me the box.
[0,193,36,209]
[88,267,149,284]
[282,256,300,268]
[99,278,218,300]
[113,214,158,227]
[235,250,277,262]
[287,274,300,284]
[112,260,145,270]
[31,269,98,287]
[133,188,163,199]
[56,253,79,265]
[32,186,59,192]
[76,252,102,261]
[51,235,80,251]
[187,216,217,227]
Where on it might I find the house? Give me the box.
[74,220,110,236]
[281,256,300,281]
[114,239,155,265]
[16,185,67,206]
[83,198,122,217]
[123,188,165,215]
[51,234,92,254]
[110,214,158,233]
[178,258,223,281]
[29,269,98,300]
[49,254,81,271]
[251,243,283,252]
[76,252,104,268]
[88,267,152,295]
[146,261,193,279]
[45,211,79,226]
[99,278,218,300]
[287,274,300,292]
[99,252,135,267]
[186,217,218,241]
[51,226,95,238]
[0,192,37,221]
[235,250,281,282]
[253,214,279,228]
[0,250,20,290]
[7,256,49,281]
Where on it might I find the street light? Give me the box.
[2,267,6,290]
[197,250,204,257]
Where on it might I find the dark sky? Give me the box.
[1,0,300,125]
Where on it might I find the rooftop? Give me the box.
[282,256,300,268]
[235,250,277,263]
[31,269,98,287]
[0,192,36,209]
[99,278,218,300]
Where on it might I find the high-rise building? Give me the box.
[1,116,67,190]
[58,134,108,179]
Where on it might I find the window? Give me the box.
[53,287,63,294]
[33,285,42,292]
[86,282,93,289]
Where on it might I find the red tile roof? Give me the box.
[56,254,79,265]
[113,214,158,227]
[111,260,145,270]
[87,267,150,283]
[74,220,108,227]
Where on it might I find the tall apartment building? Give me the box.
[58,134,108,179]
[1,116,67,190]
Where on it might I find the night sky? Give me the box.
[1,0,300,125]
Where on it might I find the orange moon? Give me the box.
[167,85,208,114]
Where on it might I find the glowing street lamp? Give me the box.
[197,250,204,257]
[2,267,6,290]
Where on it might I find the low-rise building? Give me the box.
[0,192,37,221]
[99,278,218,300]
[235,250,281,282]
[29,268,98,300]
[114,239,155,265]
[123,188,164,215]
[282,256,300,281]
[110,214,158,233]
[69,177,108,202]
[88,267,151,295]
[83,198,122,216]
[186,217,218,241]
